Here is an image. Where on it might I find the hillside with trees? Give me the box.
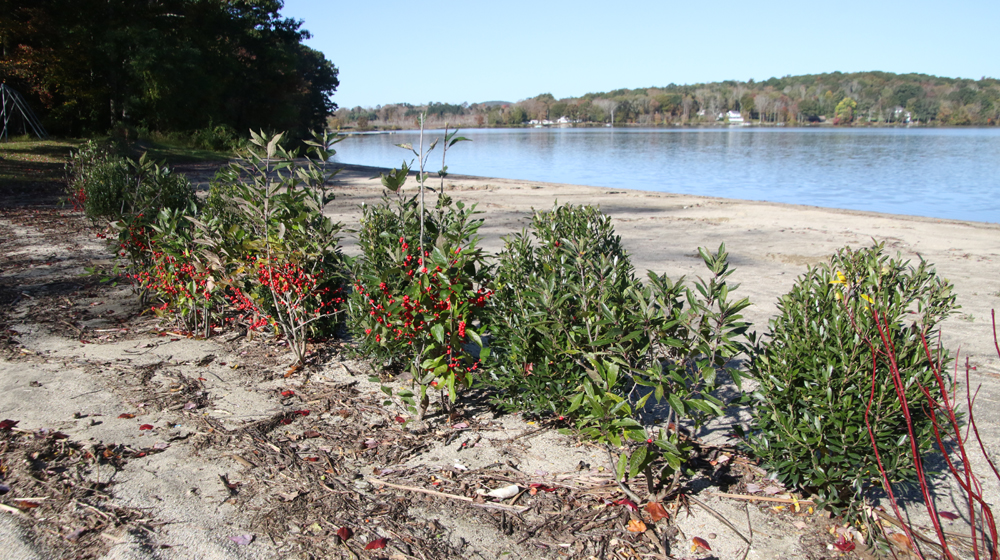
[336,72,1000,129]
[0,0,338,139]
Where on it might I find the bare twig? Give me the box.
[706,491,816,506]
[367,477,528,513]
[606,446,642,504]
[686,494,751,545]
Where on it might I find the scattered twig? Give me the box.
[367,477,528,513]
[739,502,753,560]
[606,446,642,504]
[686,494,751,545]
[706,491,816,506]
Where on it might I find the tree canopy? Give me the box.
[0,0,339,137]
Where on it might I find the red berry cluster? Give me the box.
[355,236,492,377]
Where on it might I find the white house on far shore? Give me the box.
[721,110,744,123]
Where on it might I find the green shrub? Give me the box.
[487,206,750,498]
[486,204,640,414]
[746,243,957,513]
[67,140,194,224]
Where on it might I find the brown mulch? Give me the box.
[0,422,167,559]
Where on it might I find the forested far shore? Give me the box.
[335,71,1000,129]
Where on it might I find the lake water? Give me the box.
[330,127,1000,224]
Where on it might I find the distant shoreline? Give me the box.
[335,121,975,134]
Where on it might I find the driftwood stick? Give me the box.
[687,494,752,545]
[368,478,528,513]
[706,491,816,505]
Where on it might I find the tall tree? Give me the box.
[0,0,339,137]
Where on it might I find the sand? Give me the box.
[1,160,998,559]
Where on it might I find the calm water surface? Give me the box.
[331,128,1000,224]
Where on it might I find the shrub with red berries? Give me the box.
[349,185,491,419]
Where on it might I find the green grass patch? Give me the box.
[126,139,232,165]
[0,138,79,197]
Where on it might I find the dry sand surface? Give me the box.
[0,160,997,560]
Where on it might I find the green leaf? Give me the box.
[629,446,648,478]
[431,324,445,344]
[616,451,628,481]
[465,328,483,347]
[668,393,685,416]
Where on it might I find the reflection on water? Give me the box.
[331,127,1000,223]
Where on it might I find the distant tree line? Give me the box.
[336,72,1000,129]
[0,0,339,138]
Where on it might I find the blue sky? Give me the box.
[281,0,1000,109]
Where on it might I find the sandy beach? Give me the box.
[2,160,998,559]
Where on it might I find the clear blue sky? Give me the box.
[281,0,1000,110]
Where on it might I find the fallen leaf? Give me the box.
[452,422,469,429]
[745,483,761,493]
[762,485,783,495]
[529,483,555,493]
[183,402,197,410]
[627,519,647,532]
[118,413,135,419]
[15,501,40,509]
[613,498,638,512]
[394,416,406,423]
[644,502,669,522]
[833,534,856,552]
[229,534,254,545]
[139,424,154,430]
[692,536,712,552]
[280,418,293,425]
[281,390,295,397]
[0,419,19,430]
[292,410,310,417]
[152,442,169,450]
[336,527,353,541]
[939,511,960,520]
[284,364,301,378]
[365,537,388,550]
[302,430,321,438]
[302,457,319,462]
[887,532,912,551]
